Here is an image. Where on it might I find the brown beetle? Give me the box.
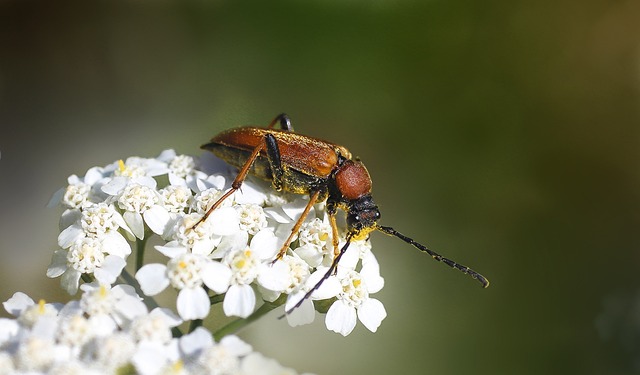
[200,114,489,314]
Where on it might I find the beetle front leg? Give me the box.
[326,201,340,260]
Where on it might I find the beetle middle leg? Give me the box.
[273,190,320,262]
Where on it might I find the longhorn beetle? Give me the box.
[199,114,489,315]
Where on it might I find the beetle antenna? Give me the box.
[279,234,354,318]
[377,225,489,288]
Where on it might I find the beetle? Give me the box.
[199,113,489,314]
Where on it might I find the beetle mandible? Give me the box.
[199,114,489,314]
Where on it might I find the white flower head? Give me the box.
[236,203,268,235]
[160,185,193,214]
[324,268,387,336]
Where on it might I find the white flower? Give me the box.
[3,294,60,328]
[323,268,387,336]
[197,335,253,374]
[193,187,233,213]
[92,332,137,371]
[80,283,148,332]
[136,252,232,320]
[159,185,193,214]
[222,230,280,318]
[48,236,128,294]
[236,203,268,235]
[294,216,333,268]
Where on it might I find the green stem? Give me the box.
[212,298,285,341]
[209,294,225,305]
[189,319,203,333]
[135,236,149,271]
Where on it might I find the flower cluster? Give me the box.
[0,148,390,374]
[0,291,304,374]
[46,149,387,336]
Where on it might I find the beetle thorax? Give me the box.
[334,160,372,200]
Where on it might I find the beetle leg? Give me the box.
[265,133,284,191]
[273,190,320,262]
[326,202,340,260]
[195,141,266,227]
[267,113,293,131]
[280,233,354,317]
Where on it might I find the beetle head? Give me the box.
[346,194,381,240]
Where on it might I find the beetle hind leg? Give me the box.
[267,113,294,132]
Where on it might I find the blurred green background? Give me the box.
[1,0,639,374]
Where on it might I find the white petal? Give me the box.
[136,264,169,296]
[361,262,384,294]
[46,249,69,278]
[201,261,232,294]
[156,149,177,163]
[263,207,291,224]
[357,298,387,333]
[168,173,187,187]
[220,335,252,356]
[47,187,65,208]
[211,231,248,259]
[143,205,171,236]
[293,244,323,268]
[61,268,82,295]
[57,224,84,249]
[282,197,314,222]
[0,318,19,344]
[155,243,187,258]
[102,231,132,257]
[112,211,133,237]
[325,300,357,336]
[94,255,126,285]
[337,243,359,271]
[257,262,290,292]
[150,307,183,328]
[233,179,267,205]
[191,237,219,256]
[59,208,81,232]
[285,292,315,327]
[177,287,210,320]
[116,294,148,321]
[250,230,279,260]
[208,207,240,236]
[180,326,213,356]
[133,342,167,375]
[133,176,158,189]
[101,176,128,195]
[124,211,145,239]
[88,314,117,336]
[84,166,105,185]
[256,285,281,303]
[223,284,255,318]
[305,268,340,300]
[3,292,34,316]
[206,175,226,190]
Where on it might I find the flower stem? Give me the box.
[135,235,149,271]
[212,297,285,341]
[189,319,203,333]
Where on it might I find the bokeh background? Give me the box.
[1,1,639,374]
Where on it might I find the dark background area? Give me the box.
[1,1,639,374]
